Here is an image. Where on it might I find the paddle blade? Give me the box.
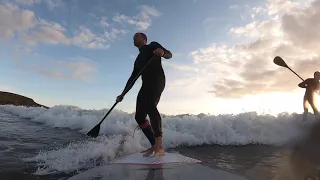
[87,123,101,138]
[273,56,288,68]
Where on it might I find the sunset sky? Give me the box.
[0,0,319,115]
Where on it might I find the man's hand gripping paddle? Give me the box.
[273,56,304,81]
[86,55,157,138]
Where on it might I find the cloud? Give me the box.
[45,0,64,10]
[203,17,213,24]
[138,5,161,17]
[15,0,41,6]
[23,19,70,46]
[281,1,320,51]
[188,0,320,99]
[0,2,128,49]
[112,5,161,30]
[72,26,110,49]
[251,7,267,19]
[163,61,198,73]
[15,0,64,10]
[229,5,239,9]
[72,26,127,49]
[0,2,69,46]
[34,57,97,81]
[99,16,109,28]
[266,0,301,16]
[0,3,36,38]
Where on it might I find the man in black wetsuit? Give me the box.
[116,32,172,156]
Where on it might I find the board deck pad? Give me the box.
[110,152,201,165]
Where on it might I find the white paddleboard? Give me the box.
[67,163,250,180]
[68,152,250,180]
[110,151,201,165]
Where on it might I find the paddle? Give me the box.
[87,55,157,138]
[273,56,304,81]
[273,56,320,94]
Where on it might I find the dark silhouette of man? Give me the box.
[116,32,172,156]
[298,71,320,121]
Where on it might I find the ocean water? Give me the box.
[0,104,319,180]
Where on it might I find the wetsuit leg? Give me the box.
[135,88,155,146]
[145,81,165,138]
[308,95,319,115]
[303,96,309,121]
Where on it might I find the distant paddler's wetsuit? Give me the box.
[121,41,172,146]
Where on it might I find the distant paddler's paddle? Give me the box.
[273,56,304,81]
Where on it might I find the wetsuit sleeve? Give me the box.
[298,78,311,88]
[120,61,141,96]
[150,41,172,59]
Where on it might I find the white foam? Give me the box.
[0,105,316,175]
[22,135,144,175]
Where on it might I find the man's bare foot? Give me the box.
[143,150,154,157]
[154,147,165,156]
[153,136,165,156]
[141,146,154,157]
[140,147,153,153]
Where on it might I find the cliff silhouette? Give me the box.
[0,91,49,109]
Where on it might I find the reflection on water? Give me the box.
[144,166,165,180]
[174,145,311,180]
[216,152,238,171]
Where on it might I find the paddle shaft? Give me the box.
[286,66,304,81]
[97,55,157,125]
[274,56,304,81]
